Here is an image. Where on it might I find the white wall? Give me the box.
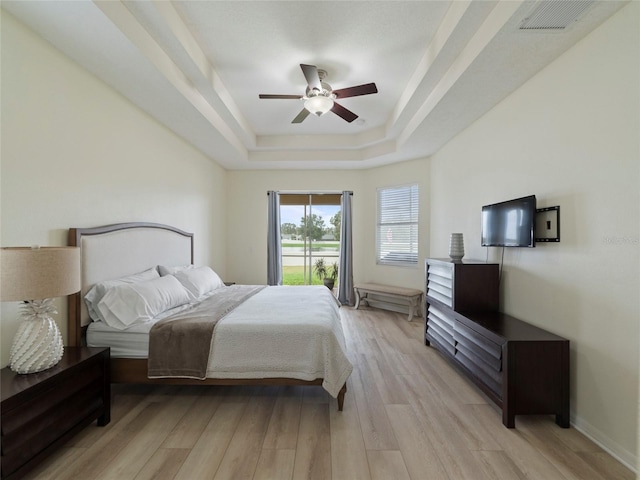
[430,2,639,469]
[226,157,429,290]
[0,11,228,365]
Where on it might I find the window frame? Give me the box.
[376,183,419,267]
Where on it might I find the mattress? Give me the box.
[86,300,194,358]
[87,320,152,358]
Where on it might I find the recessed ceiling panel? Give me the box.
[173,1,449,136]
[3,0,628,169]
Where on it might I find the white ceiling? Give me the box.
[3,1,626,170]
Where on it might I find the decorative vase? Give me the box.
[9,299,64,374]
[449,233,465,262]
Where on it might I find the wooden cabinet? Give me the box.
[425,258,569,428]
[425,258,499,312]
[1,347,110,480]
[425,259,499,358]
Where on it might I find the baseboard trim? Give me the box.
[571,413,637,474]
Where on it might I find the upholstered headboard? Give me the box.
[68,222,193,346]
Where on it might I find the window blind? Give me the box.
[376,184,419,266]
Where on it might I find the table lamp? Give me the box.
[1,246,80,374]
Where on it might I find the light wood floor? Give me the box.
[23,307,634,480]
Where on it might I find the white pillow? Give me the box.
[96,275,191,330]
[85,267,160,322]
[173,266,225,300]
[158,264,194,276]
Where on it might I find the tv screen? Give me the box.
[481,195,536,247]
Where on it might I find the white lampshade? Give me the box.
[1,246,81,301]
[304,95,334,116]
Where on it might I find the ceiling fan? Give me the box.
[259,64,378,124]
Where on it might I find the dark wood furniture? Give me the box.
[425,258,569,428]
[1,347,110,480]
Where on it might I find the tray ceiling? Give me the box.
[2,1,627,169]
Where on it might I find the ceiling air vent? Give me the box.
[520,0,594,30]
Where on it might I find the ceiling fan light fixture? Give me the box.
[304,95,334,116]
[259,64,377,123]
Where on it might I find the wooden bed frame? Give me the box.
[68,222,346,410]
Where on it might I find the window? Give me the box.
[279,193,342,285]
[376,184,419,266]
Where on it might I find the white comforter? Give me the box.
[207,285,352,397]
[88,285,353,398]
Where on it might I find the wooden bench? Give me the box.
[354,283,423,321]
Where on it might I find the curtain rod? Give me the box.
[267,191,353,195]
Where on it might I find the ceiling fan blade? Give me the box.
[259,94,303,99]
[292,108,311,124]
[300,64,322,91]
[333,83,378,99]
[331,102,358,123]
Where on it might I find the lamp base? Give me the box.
[9,300,64,374]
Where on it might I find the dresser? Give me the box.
[1,347,110,480]
[425,258,569,428]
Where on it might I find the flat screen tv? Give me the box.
[481,195,536,247]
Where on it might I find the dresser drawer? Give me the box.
[426,330,455,357]
[1,360,103,436]
[427,304,454,333]
[2,385,104,475]
[455,347,502,397]
[427,321,455,349]
[454,320,502,362]
[453,322,502,372]
[456,343,502,384]
[426,281,452,305]
[426,263,453,307]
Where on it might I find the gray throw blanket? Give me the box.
[147,285,265,379]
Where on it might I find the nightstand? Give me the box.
[1,347,110,480]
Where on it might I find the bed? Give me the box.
[67,222,352,410]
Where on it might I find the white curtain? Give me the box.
[267,191,282,286]
[338,191,354,305]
